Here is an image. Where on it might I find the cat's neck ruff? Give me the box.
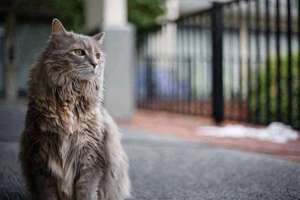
[28,77,103,135]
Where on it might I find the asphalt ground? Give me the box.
[0,103,299,200]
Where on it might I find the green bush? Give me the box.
[18,0,84,31]
[128,0,165,31]
[22,0,165,32]
[249,53,300,127]
[49,0,84,32]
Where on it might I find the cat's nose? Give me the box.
[91,62,97,69]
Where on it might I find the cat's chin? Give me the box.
[77,71,99,80]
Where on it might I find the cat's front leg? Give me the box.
[75,166,102,200]
[27,172,59,200]
[20,136,60,200]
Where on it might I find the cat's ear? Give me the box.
[93,32,105,44]
[52,18,67,34]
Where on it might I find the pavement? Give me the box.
[0,102,300,200]
[121,110,300,161]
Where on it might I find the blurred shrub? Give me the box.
[249,53,299,126]
[18,0,84,31]
[49,0,84,32]
[128,0,165,31]
[19,0,165,32]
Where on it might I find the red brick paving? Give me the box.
[118,109,300,162]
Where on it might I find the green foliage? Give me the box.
[128,0,165,30]
[249,53,300,127]
[48,0,84,32]
[18,0,84,31]
[21,0,165,32]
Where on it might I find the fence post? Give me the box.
[187,57,192,102]
[211,2,224,123]
[145,56,154,99]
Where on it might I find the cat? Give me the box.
[19,18,130,200]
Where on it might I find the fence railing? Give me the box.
[136,0,300,129]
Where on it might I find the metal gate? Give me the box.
[136,0,300,129]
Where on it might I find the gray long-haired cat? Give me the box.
[19,19,130,200]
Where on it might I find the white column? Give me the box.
[85,0,135,119]
[103,0,127,27]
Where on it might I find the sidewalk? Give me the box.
[120,109,300,162]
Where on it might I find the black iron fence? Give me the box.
[136,0,300,129]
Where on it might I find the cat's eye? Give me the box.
[73,49,85,56]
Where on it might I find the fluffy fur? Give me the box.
[19,19,130,200]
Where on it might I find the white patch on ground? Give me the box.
[197,122,299,143]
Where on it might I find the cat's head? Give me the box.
[44,18,105,83]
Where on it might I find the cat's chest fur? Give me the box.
[44,109,103,198]
[48,136,75,196]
